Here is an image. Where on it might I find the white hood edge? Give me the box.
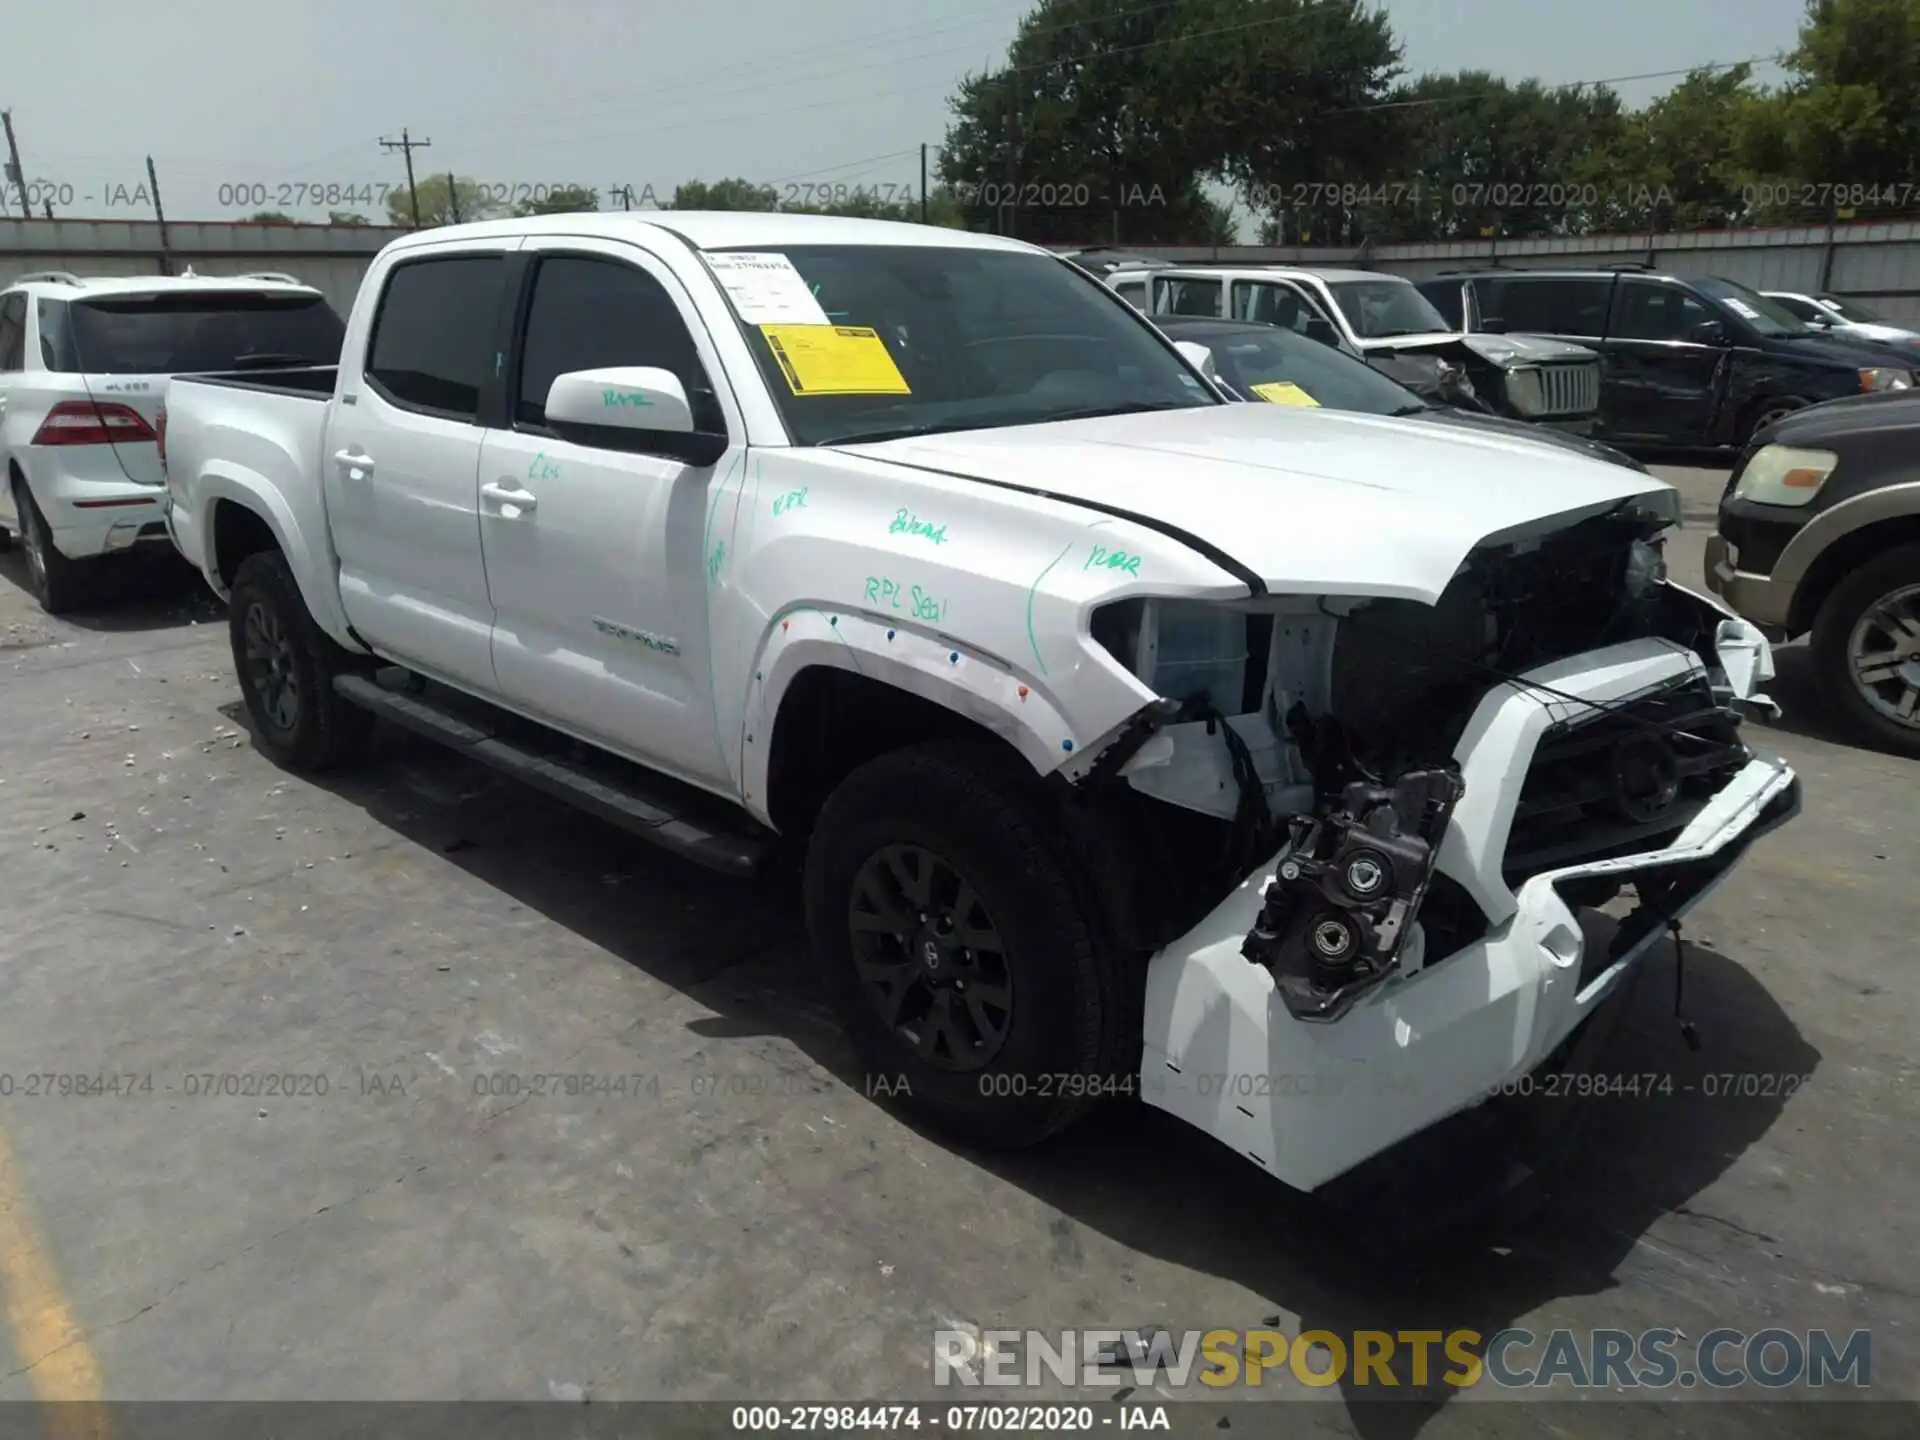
[840,403,1673,606]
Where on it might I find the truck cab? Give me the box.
[158,214,1799,1199]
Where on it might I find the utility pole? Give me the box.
[146,155,173,276]
[920,143,928,225]
[380,129,431,226]
[446,172,461,224]
[1003,80,1018,239]
[2,110,31,220]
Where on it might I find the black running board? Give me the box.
[332,672,773,878]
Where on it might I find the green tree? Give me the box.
[383,175,505,227]
[512,184,600,216]
[1765,0,1920,219]
[667,177,779,211]
[1604,65,1775,231]
[1368,73,1630,241]
[327,210,370,226]
[247,210,295,224]
[938,0,1383,244]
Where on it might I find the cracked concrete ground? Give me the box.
[0,469,1913,1436]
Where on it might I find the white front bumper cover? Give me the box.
[1138,640,1800,1193]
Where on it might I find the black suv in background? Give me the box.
[1416,267,1916,452]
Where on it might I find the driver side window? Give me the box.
[515,255,721,431]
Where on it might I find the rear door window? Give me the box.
[67,291,345,374]
[1484,278,1610,335]
[1152,277,1224,317]
[365,257,508,419]
[1608,280,1713,341]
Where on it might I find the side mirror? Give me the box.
[1303,317,1341,349]
[544,365,728,465]
[1478,317,1508,335]
[1687,319,1729,347]
[1173,340,1218,380]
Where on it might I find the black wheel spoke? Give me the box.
[963,980,1011,1011]
[923,991,962,1062]
[861,963,914,1027]
[882,845,934,911]
[851,870,913,933]
[961,988,1007,1046]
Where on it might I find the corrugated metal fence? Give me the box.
[8,215,1920,328]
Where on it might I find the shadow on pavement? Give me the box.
[0,548,218,633]
[299,723,1819,1439]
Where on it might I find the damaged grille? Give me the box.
[1537,362,1599,417]
[1502,676,1748,884]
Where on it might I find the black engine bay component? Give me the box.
[1240,764,1466,1023]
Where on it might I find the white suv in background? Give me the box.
[0,270,345,612]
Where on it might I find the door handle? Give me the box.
[333,448,375,480]
[480,480,538,517]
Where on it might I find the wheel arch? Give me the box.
[194,468,361,650]
[1788,512,1920,636]
[749,608,1084,837]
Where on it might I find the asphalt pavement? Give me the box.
[0,466,1912,1437]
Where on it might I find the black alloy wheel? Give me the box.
[848,842,1014,1072]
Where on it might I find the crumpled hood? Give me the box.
[1359,331,1598,365]
[838,402,1674,605]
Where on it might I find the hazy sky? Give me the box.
[8,0,1809,227]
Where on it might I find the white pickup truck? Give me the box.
[159,212,1800,1197]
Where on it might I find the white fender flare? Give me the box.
[739,605,1082,827]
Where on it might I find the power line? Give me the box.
[1320,54,1790,116]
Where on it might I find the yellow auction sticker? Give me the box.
[1251,381,1320,407]
[760,325,911,396]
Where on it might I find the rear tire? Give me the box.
[1810,542,1920,759]
[805,739,1139,1149]
[228,549,375,772]
[12,477,91,615]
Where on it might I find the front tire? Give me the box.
[12,477,91,614]
[805,740,1138,1149]
[228,550,374,772]
[1811,543,1920,758]
[1741,396,1808,448]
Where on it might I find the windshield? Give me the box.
[1823,295,1891,324]
[1176,325,1424,414]
[66,292,344,373]
[703,245,1218,446]
[1692,278,1812,338]
[1327,279,1454,339]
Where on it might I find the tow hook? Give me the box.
[1240,767,1465,1022]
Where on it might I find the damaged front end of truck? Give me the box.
[1056,494,1801,1192]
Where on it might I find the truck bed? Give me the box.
[173,364,338,399]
